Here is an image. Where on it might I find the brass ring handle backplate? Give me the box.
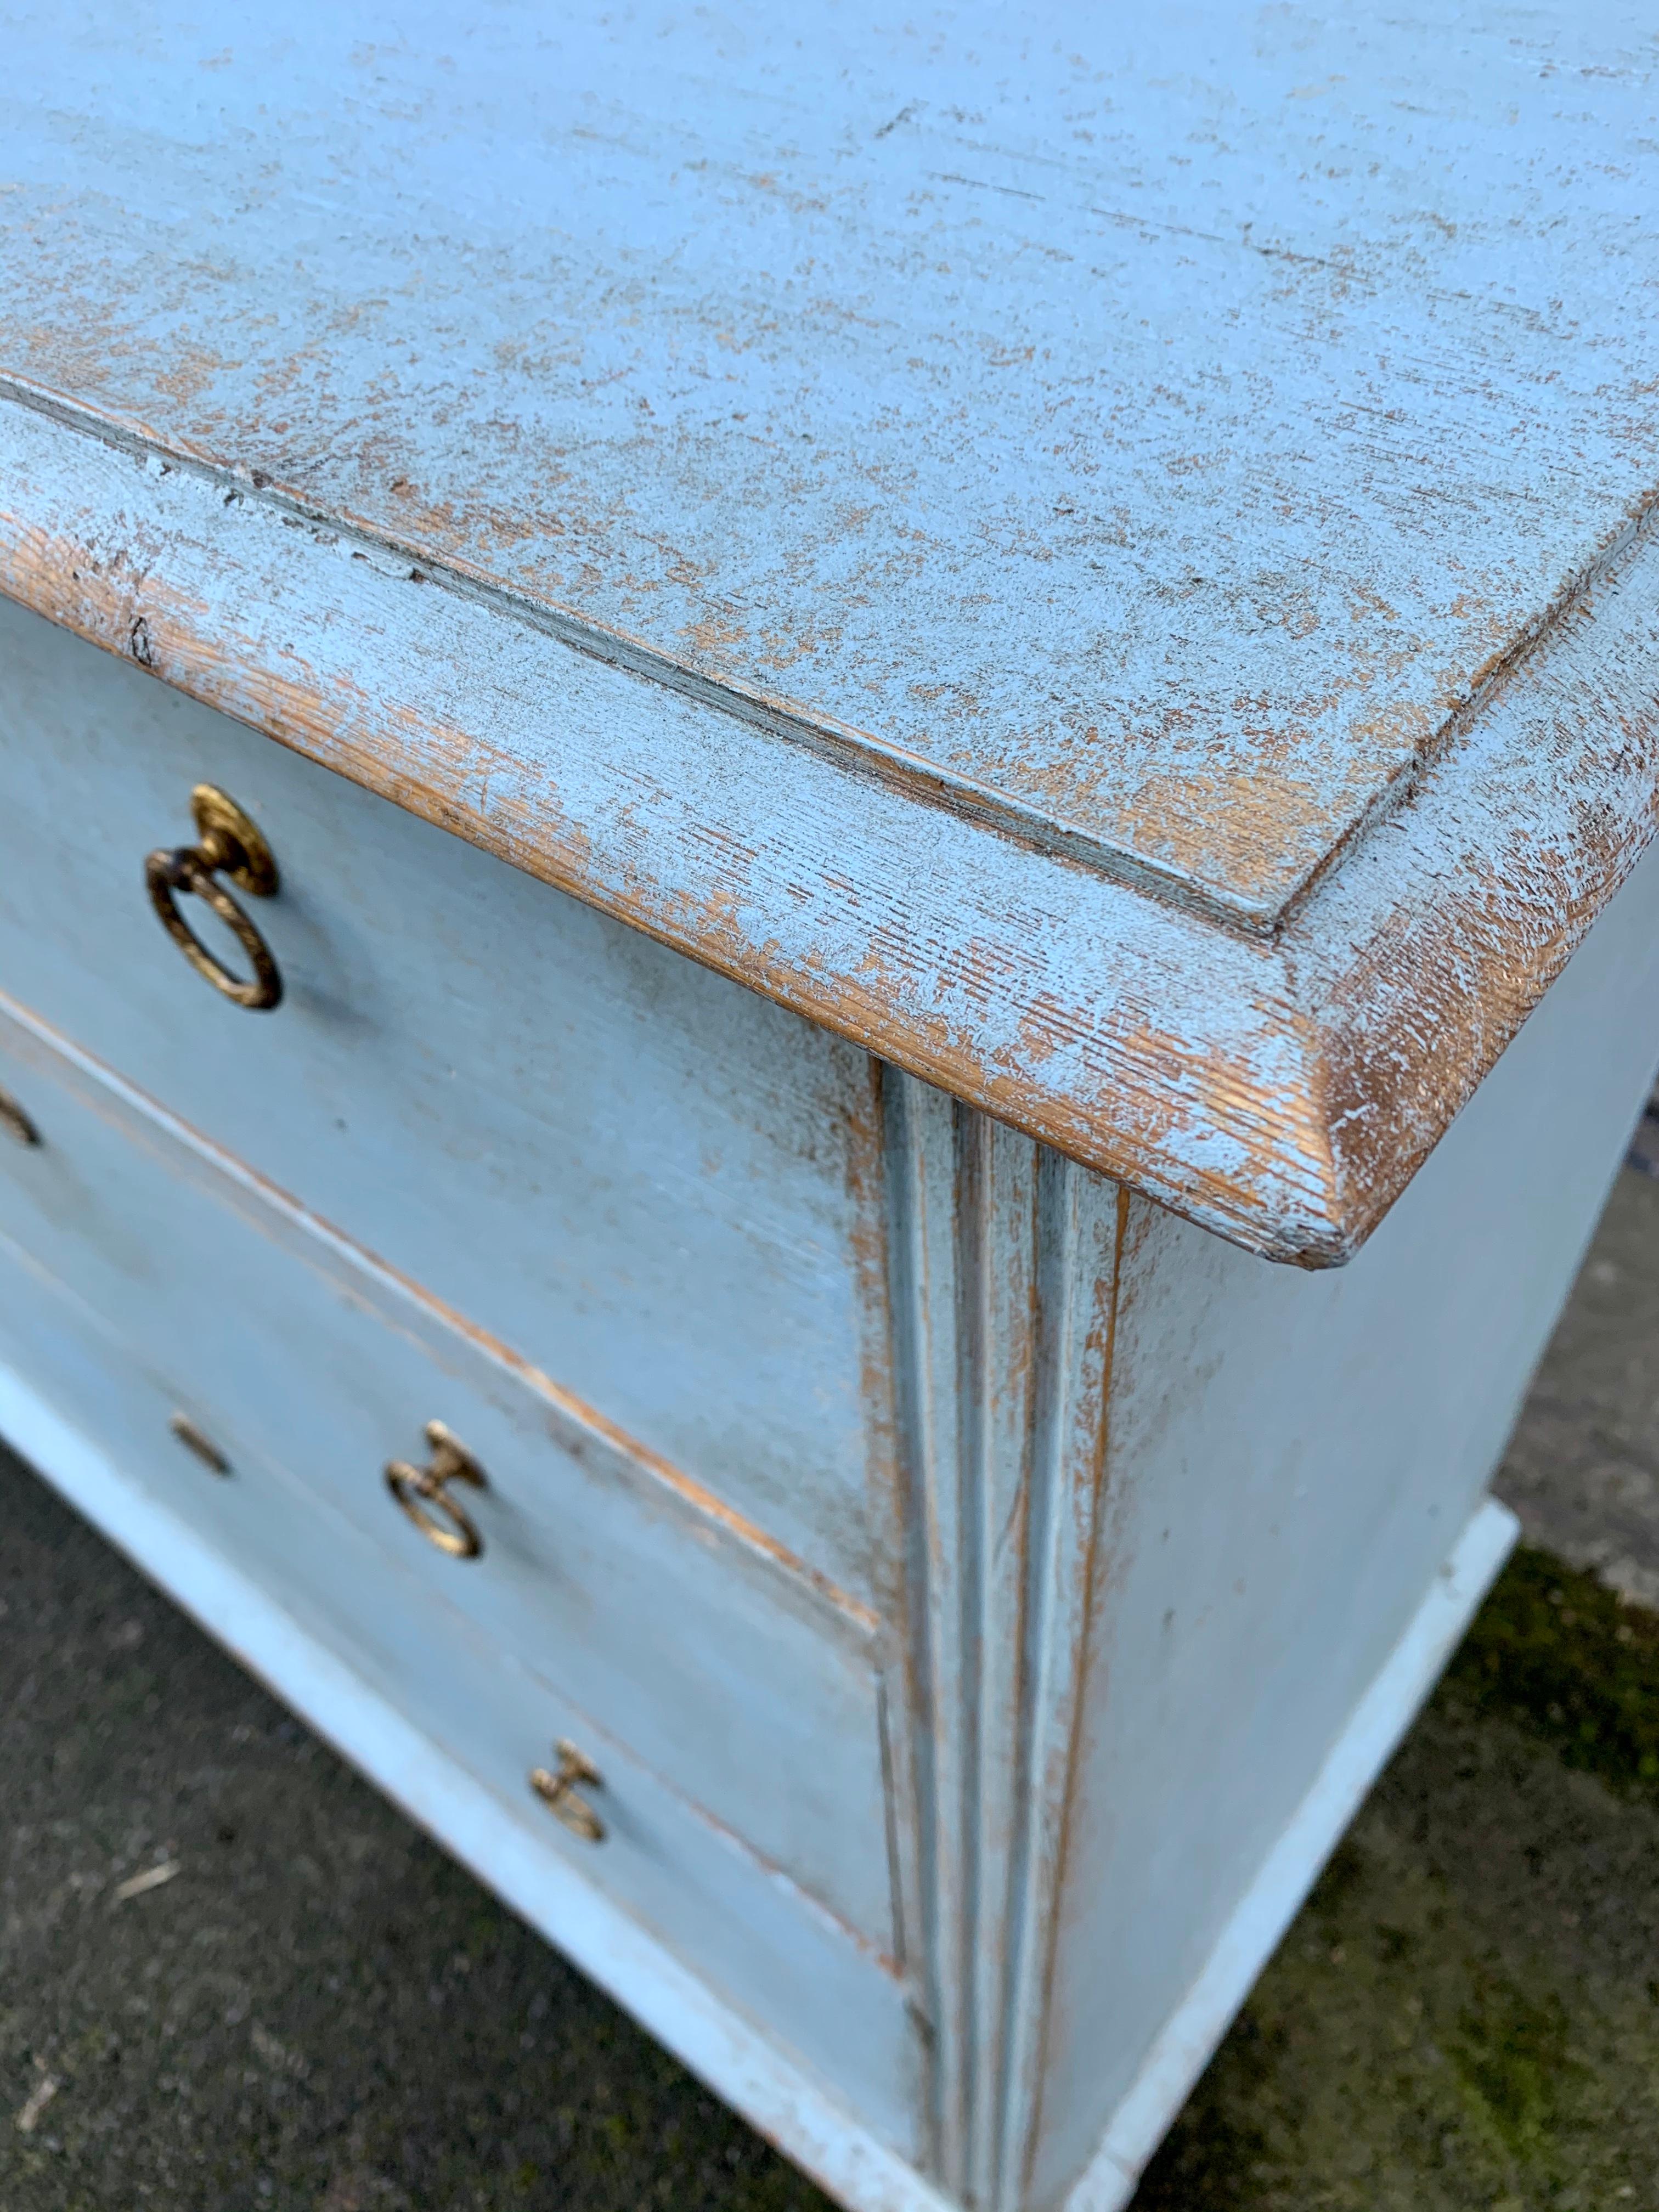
[385,1419,487,1558]
[145,783,283,1011]
[529,1741,606,1843]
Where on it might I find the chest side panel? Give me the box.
[1031,836,1659,2204]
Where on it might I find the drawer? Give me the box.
[0,992,897,1952]
[0,1226,919,2155]
[0,594,890,1602]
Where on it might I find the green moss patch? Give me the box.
[1134,1549,1659,2209]
[1443,1542,1659,1801]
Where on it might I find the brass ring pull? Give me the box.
[529,1741,606,1843]
[145,783,283,1011]
[384,1420,487,1559]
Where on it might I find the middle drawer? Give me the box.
[0,989,896,1953]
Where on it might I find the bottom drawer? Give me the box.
[0,1222,921,2155]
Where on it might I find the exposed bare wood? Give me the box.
[4,4,1656,926]
[3,395,1656,1260]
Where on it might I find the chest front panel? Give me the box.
[0,594,894,1604]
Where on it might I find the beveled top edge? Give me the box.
[5,0,1657,936]
[0,370,1296,936]
[3,385,1657,1265]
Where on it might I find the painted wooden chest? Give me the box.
[2,8,1657,2206]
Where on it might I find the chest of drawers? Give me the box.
[4,10,1658,2209]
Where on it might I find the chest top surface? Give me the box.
[2,1,1657,1262]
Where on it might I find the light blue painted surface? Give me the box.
[0,989,895,1951]
[0,591,891,1602]
[0,1237,924,2165]
[3,2,1656,922]
[1034,832,1659,2204]
[1065,1496,1520,2212]
[0,11,1656,2206]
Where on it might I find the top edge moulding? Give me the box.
[2,0,1657,1262]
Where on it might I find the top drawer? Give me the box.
[0,595,892,1599]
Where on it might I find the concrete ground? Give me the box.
[5,1165,1659,2210]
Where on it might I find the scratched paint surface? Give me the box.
[3,1,1655,924]
[4,393,1658,1263]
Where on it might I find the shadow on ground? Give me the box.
[5,1171,1659,2209]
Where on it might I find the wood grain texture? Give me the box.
[2,1,1656,925]
[883,1073,1120,2205]
[4,394,1656,1262]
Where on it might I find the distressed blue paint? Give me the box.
[2,606,1657,2207]
[2,21,1659,2208]
[0,1247,924,2169]
[2,3,1656,922]
[7,403,1658,1261]
[0,590,894,1598]
[0,989,897,1950]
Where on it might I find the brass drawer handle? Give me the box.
[529,1741,606,1842]
[144,783,283,1011]
[384,1419,487,1558]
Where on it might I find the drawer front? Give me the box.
[0,994,896,1952]
[0,1228,919,2155]
[0,594,891,1602]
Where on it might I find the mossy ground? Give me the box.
[3,1449,1656,2211]
[1443,1542,1659,1802]
[1138,1547,1659,2212]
